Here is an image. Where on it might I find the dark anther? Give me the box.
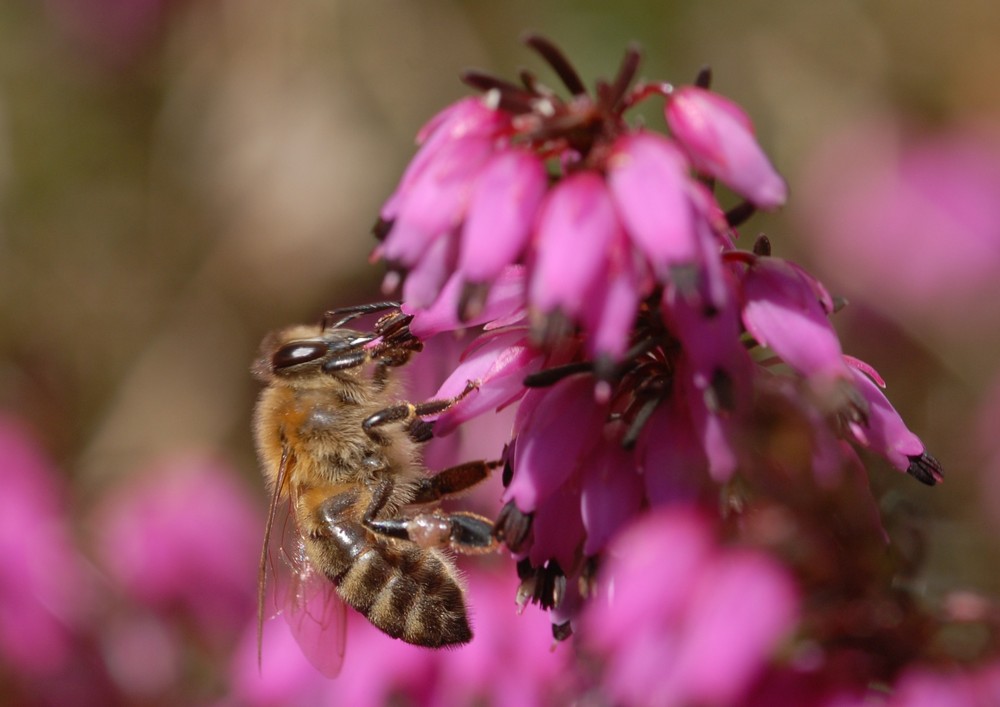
[494,501,534,553]
[459,281,491,322]
[372,217,394,242]
[522,33,587,97]
[705,368,737,413]
[726,201,757,228]
[519,69,540,93]
[533,561,566,611]
[523,361,593,388]
[531,309,575,350]
[501,456,514,487]
[552,621,573,642]
[752,234,772,256]
[907,452,944,486]
[579,556,600,599]
[695,65,713,89]
[621,396,661,450]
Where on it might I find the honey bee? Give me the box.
[252,303,498,675]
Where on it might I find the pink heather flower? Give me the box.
[528,482,587,573]
[375,38,791,356]
[380,134,494,269]
[739,255,849,391]
[889,662,1000,707]
[845,365,943,485]
[666,85,788,208]
[580,429,644,555]
[399,223,458,309]
[583,248,646,362]
[797,118,1000,334]
[405,264,527,339]
[228,564,569,706]
[430,327,543,436]
[91,455,260,639]
[529,172,622,318]
[636,400,713,505]
[0,416,93,677]
[357,35,949,691]
[459,148,548,284]
[505,375,609,512]
[380,97,509,223]
[584,510,799,707]
[607,132,700,273]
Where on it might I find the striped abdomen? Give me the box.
[310,490,471,646]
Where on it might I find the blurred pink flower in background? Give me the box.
[888,661,1000,707]
[583,510,799,707]
[90,455,260,642]
[797,117,1000,336]
[0,416,93,677]
[227,562,568,707]
[0,415,108,705]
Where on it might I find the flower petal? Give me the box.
[459,149,547,283]
[529,173,620,317]
[607,133,698,270]
[666,86,788,208]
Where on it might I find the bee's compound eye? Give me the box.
[272,341,327,369]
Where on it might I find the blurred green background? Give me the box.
[3,0,1000,612]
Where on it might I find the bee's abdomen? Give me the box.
[312,491,471,647]
[337,543,471,647]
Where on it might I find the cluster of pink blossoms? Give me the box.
[366,36,970,703]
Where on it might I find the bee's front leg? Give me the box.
[362,381,479,443]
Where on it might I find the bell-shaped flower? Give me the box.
[379,134,494,268]
[459,148,547,285]
[381,97,508,222]
[740,256,849,392]
[582,238,646,364]
[666,86,788,209]
[406,265,527,339]
[584,509,799,707]
[399,226,457,309]
[845,365,943,485]
[607,133,698,273]
[430,328,543,436]
[529,172,622,319]
[528,482,586,573]
[580,429,644,556]
[636,400,713,506]
[505,375,609,511]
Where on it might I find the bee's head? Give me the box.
[251,325,374,385]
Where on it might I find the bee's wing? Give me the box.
[258,450,347,678]
[282,538,348,678]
